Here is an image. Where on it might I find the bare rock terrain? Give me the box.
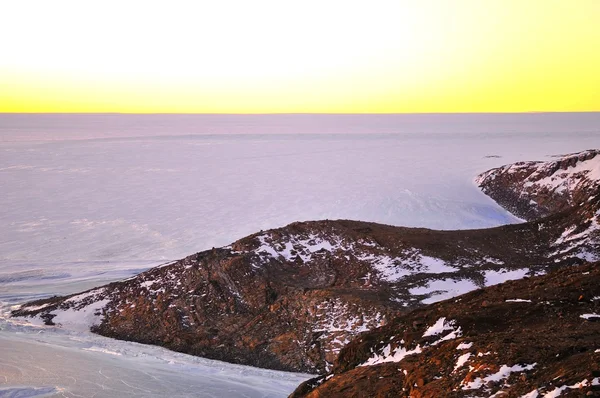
[291,262,600,397]
[476,149,599,221]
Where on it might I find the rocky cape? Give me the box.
[11,149,600,376]
[476,149,600,222]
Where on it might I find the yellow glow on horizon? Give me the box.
[1,0,599,113]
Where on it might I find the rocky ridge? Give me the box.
[292,149,600,397]
[291,263,600,397]
[477,149,600,264]
[476,149,600,221]
[11,149,600,375]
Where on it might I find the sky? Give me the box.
[1,0,599,113]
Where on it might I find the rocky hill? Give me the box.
[11,150,600,375]
[290,262,600,397]
[477,149,599,263]
[292,149,600,396]
[476,149,599,221]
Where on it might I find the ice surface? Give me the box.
[3,114,598,273]
[0,311,311,398]
[1,114,598,395]
[0,386,59,397]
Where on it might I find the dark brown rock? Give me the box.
[476,149,599,221]
[292,263,600,397]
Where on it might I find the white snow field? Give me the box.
[1,113,599,396]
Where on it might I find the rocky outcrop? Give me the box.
[291,262,600,397]
[11,150,600,375]
[476,149,600,221]
[10,219,568,373]
[477,148,600,265]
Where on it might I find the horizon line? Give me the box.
[2,111,600,116]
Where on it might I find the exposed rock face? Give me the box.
[10,219,567,373]
[291,263,600,398]
[476,149,600,221]
[477,148,600,264]
[11,150,600,374]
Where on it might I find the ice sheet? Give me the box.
[3,119,597,271]
[0,314,311,398]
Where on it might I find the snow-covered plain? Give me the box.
[1,113,599,396]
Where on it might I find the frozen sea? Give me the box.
[1,113,599,397]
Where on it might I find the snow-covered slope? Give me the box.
[0,309,311,398]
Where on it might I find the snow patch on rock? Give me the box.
[359,318,463,368]
[485,268,530,286]
[423,317,456,337]
[542,377,600,397]
[454,352,472,372]
[359,343,423,367]
[456,342,473,350]
[21,288,110,332]
[409,279,479,304]
[580,313,600,320]
[462,363,536,390]
[255,232,341,263]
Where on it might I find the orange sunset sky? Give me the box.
[1,0,599,113]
